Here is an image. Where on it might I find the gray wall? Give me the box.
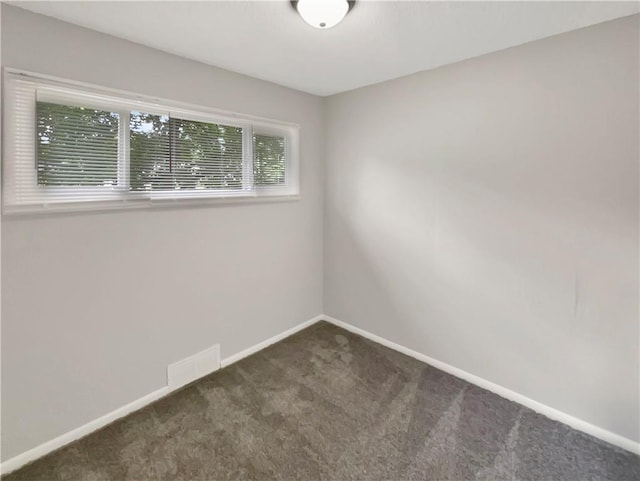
[2,3,639,463]
[1,5,324,460]
[324,15,639,443]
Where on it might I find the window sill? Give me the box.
[2,193,301,217]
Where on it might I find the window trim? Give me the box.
[2,68,300,215]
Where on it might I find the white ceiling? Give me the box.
[8,0,640,96]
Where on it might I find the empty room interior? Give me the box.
[0,0,639,479]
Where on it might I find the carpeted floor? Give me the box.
[4,321,639,480]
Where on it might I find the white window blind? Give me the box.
[3,70,299,214]
[129,113,246,194]
[253,133,286,187]
[36,102,122,196]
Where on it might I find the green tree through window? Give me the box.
[129,112,170,191]
[253,134,286,186]
[36,102,119,187]
[129,112,244,191]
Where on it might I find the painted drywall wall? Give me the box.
[324,14,639,443]
[2,2,638,465]
[0,5,323,461]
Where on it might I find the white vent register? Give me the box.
[167,344,221,390]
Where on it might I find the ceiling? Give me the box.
[8,0,640,96]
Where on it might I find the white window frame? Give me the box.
[2,69,300,214]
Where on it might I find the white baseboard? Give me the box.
[0,386,170,475]
[1,314,324,475]
[4,313,635,475]
[323,315,640,456]
[221,315,324,368]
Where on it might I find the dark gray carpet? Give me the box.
[4,321,639,480]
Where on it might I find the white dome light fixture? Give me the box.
[292,0,355,29]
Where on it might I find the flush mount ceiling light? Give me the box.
[291,0,355,29]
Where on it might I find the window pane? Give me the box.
[130,115,244,191]
[171,118,244,190]
[253,134,285,186]
[36,102,119,187]
[129,111,170,191]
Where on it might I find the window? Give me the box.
[253,133,286,186]
[3,71,299,214]
[37,103,120,188]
